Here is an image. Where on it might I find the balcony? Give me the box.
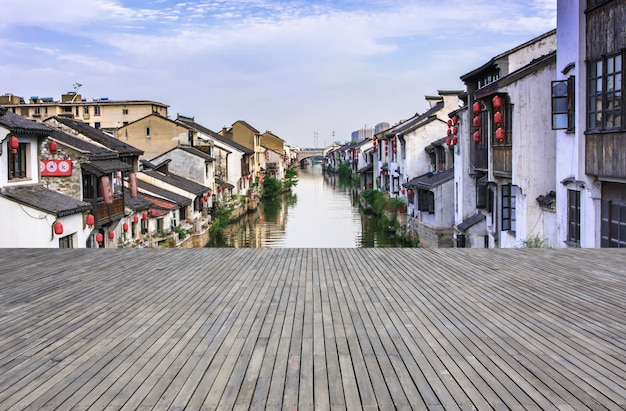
[90,195,125,226]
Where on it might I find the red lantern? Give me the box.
[447,119,452,127]
[473,131,482,144]
[150,209,157,217]
[200,197,205,204]
[8,136,19,153]
[86,213,95,227]
[446,137,451,146]
[133,215,139,224]
[492,95,502,110]
[494,111,504,125]
[473,101,481,114]
[452,136,458,145]
[108,231,115,240]
[447,128,452,136]
[473,117,482,128]
[48,140,58,154]
[401,188,405,195]
[452,126,458,135]
[96,233,103,244]
[407,189,413,196]
[380,170,383,175]
[452,115,458,125]
[123,223,129,232]
[142,211,148,219]
[53,221,63,235]
[496,127,506,142]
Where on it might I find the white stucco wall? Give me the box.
[0,198,90,247]
[499,59,557,247]
[507,32,557,74]
[0,134,39,187]
[555,0,598,247]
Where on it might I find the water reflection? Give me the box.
[208,164,407,248]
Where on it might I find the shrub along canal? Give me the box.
[207,164,410,248]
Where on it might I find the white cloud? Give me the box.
[1,0,557,146]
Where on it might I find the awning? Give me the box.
[457,213,486,232]
[357,164,373,174]
[82,159,133,177]
[403,168,454,191]
[216,178,235,189]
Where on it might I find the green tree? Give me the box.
[262,175,282,199]
[283,168,299,190]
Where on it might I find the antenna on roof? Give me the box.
[71,83,83,103]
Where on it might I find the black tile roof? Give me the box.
[216,178,235,189]
[81,159,133,177]
[0,185,91,217]
[123,187,152,211]
[403,168,454,190]
[49,129,117,160]
[457,212,487,232]
[136,180,192,207]
[0,108,52,136]
[50,116,143,156]
[357,164,373,174]
[142,169,209,196]
[176,116,254,155]
[175,145,215,162]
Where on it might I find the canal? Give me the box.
[208,164,408,248]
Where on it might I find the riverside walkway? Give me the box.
[0,248,624,410]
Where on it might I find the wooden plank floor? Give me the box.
[0,248,625,410]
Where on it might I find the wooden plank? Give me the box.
[0,249,625,410]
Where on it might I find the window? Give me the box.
[34,107,41,116]
[59,234,74,248]
[84,106,89,114]
[93,106,101,116]
[94,122,101,129]
[8,142,28,180]
[588,53,622,130]
[601,183,626,248]
[435,146,445,171]
[417,189,435,213]
[75,107,80,116]
[122,108,129,115]
[146,127,151,138]
[552,77,575,130]
[568,190,581,246]
[501,184,516,232]
[112,172,123,196]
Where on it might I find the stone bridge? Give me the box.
[296,149,325,163]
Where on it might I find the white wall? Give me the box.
[0,198,90,247]
[0,134,39,187]
[501,60,557,247]
[555,0,599,247]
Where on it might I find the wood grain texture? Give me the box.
[0,248,624,410]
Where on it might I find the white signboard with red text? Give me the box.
[40,159,73,177]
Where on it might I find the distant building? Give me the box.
[0,92,168,132]
[351,127,374,142]
[374,122,390,134]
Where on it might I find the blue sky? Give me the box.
[1,0,556,148]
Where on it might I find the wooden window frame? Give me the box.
[588,52,623,131]
[567,189,581,246]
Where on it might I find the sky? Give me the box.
[1,0,556,148]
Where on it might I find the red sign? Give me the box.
[40,159,73,176]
